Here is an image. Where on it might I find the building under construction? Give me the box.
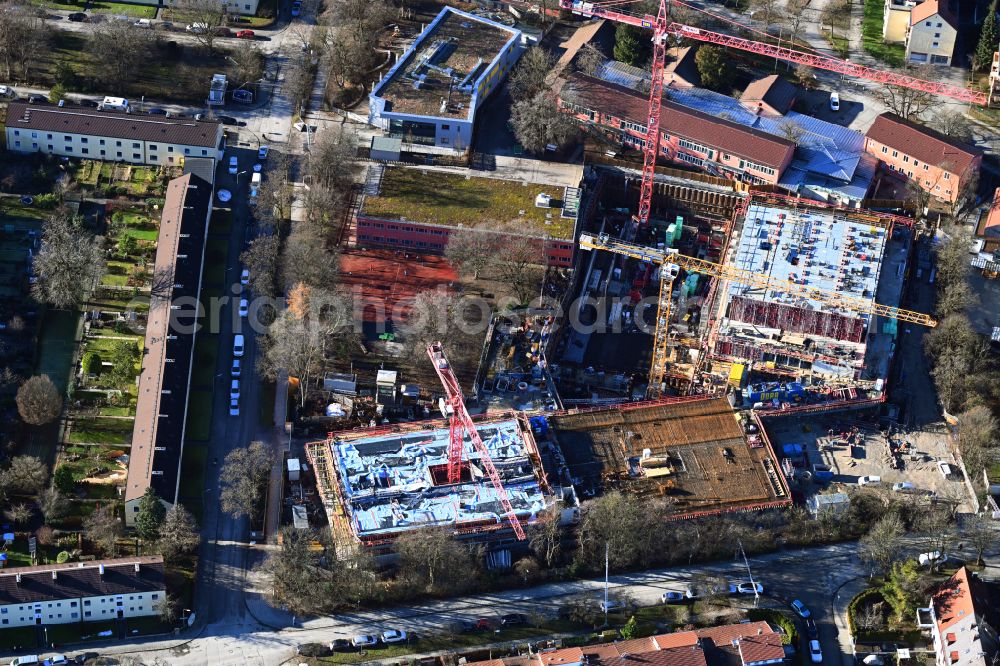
[709,198,907,384]
[539,397,790,518]
[305,413,574,552]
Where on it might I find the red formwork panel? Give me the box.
[726,296,865,343]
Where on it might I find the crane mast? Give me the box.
[426,342,527,541]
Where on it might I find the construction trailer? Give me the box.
[305,413,577,556]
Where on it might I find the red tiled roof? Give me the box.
[910,0,956,27]
[540,648,584,665]
[976,188,1000,239]
[560,72,795,169]
[741,74,798,115]
[866,112,981,178]
[696,621,775,645]
[737,632,785,665]
[935,567,979,633]
[5,102,221,147]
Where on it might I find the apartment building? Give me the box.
[559,72,795,185]
[918,567,1000,666]
[0,558,165,629]
[864,112,982,204]
[4,102,224,166]
[369,7,524,149]
[124,173,213,525]
[906,0,958,65]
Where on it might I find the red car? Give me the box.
[236,29,255,38]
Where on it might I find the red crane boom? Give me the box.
[426,342,527,541]
[562,0,991,106]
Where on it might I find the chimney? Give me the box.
[99,564,105,576]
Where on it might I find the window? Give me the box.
[168,146,174,153]
[441,124,450,130]
[100,139,106,146]
[116,141,122,147]
[1,608,6,614]
[132,142,140,148]
[132,153,140,160]
[66,147,73,153]
[100,150,106,156]
[47,134,52,139]
[70,601,77,606]
[936,21,942,26]
[913,160,919,166]
[13,130,20,137]
[925,20,931,25]
[72,612,78,619]
[944,172,950,180]
[85,611,92,618]
[1,619,6,625]
[934,32,940,38]
[64,135,72,141]
[30,132,37,138]
[923,164,929,171]
[892,150,898,158]
[925,180,931,186]
[882,146,887,154]
[81,137,88,144]
[184,148,190,154]
[150,144,157,150]
[48,145,53,151]
[82,148,89,155]
[201,149,207,155]
[116,152,123,158]
[13,141,20,148]
[152,594,159,600]
[932,42,939,48]
[903,155,909,163]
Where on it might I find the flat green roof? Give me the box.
[360,168,576,240]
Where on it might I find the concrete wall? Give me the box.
[5,127,224,166]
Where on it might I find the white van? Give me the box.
[99,96,130,112]
[9,656,40,666]
[233,334,245,357]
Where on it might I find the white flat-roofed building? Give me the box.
[369,7,524,149]
[5,102,224,166]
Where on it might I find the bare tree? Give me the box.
[0,5,51,81]
[219,441,272,521]
[4,503,33,525]
[87,20,154,85]
[933,113,974,144]
[396,289,490,368]
[228,41,264,87]
[309,127,358,192]
[327,30,381,88]
[16,375,63,425]
[155,593,180,624]
[172,0,228,52]
[157,503,201,562]
[495,230,545,304]
[859,513,905,575]
[283,50,318,114]
[32,215,106,309]
[279,228,339,291]
[510,92,578,154]
[574,43,606,75]
[394,528,481,594]
[84,505,123,556]
[877,69,934,120]
[528,512,562,567]
[509,47,555,103]
[445,227,499,279]
[1,455,48,496]
[38,487,70,522]
[576,491,661,571]
[330,0,392,43]
[240,235,281,299]
[962,513,995,565]
[957,406,998,477]
[777,119,806,144]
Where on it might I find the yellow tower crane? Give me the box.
[578,233,937,398]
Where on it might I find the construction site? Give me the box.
[537,397,790,516]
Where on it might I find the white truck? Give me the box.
[99,96,130,112]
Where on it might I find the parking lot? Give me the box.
[763,415,972,508]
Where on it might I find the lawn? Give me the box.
[67,417,134,446]
[185,389,214,441]
[361,168,574,240]
[46,620,118,645]
[34,0,156,16]
[35,308,82,393]
[825,32,850,58]
[190,334,220,388]
[0,625,37,650]
[862,0,906,67]
[210,208,234,236]
[179,443,208,497]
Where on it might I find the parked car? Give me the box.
[472,618,492,630]
[68,11,88,21]
[500,613,529,626]
[892,482,916,492]
[236,29,255,38]
[329,639,352,652]
[228,155,238,174]
[737,582,763,595]
[230,379,240,401]
[381,630,408,644]
[938,461,952,478]
[217,115,239,125]
[858,475,881,486]
[829,92,840,111]
[233,334,245,357]
[186,22,207,33]
[599,599,626,613]
[73,655,99,665]
[212,26,232,36]
[291,0,302,15]
[662,591,686,603]
[296,643,332,657]
[80,98,100,107]
[134,18,152,28]
[229,397,239,416]
[240,268,250,285]
[47,656,69,665]
[804,619,818,639]
[27,94,44,104]
[350,635,378,648]
[919,551,949,568]
[809,640,823,663]
[147,107,167,115]
[238,298,248,318]
[258,145,269,160]
[791,599,811,618]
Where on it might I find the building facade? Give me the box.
[369,7,524,149]
[864,112,981,204]
[906,0,958,65]
[559,73,795,185]
[918,567,1000,666]
[4,103,224,166]
[0,558,165,629]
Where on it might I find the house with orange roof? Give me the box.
[905,0,958,66]
[918,567,1000,666]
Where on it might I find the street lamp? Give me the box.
[235,169,248,187]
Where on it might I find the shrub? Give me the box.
[848,588,886,634]
[56,551,71,564]
[747,608,796,645]
[57,534,79,549]
[33,193,59,209]
[82,352,101,376]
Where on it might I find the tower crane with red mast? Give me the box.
[560,0,1000,227]
[426,342,527,541]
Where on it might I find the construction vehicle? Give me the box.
[744,381,807,405]
[426,342,527,540]
[578,233,936,398]
[560,0,1000,229]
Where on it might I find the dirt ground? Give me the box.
[763,415,973,510]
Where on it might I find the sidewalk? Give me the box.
[831,576,867,666]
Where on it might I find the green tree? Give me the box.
[695,46,735,92]
[48,83,66,104]
[621,615,638,640]
[614,25,645,66]
[117,234,139,257]
[109,340,140,387]
[53,465,75,494]
[975,0,999,71]
[882,560,929,624]
[81,352,101,376]
[135,487,166,541]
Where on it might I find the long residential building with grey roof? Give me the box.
[4,102,224,166]
[0,557,165,628]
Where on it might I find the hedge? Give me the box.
[847,588,886,635]
[747,608,797,645]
